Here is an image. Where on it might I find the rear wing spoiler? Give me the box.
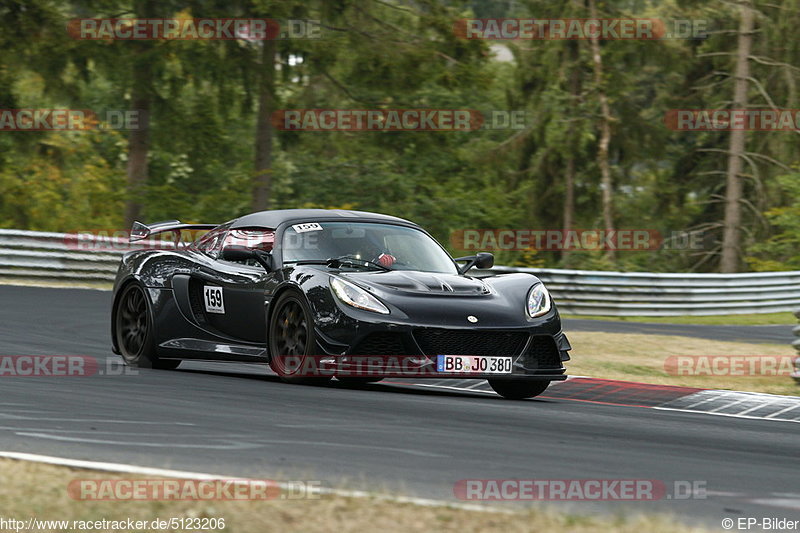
[130,220,218,242]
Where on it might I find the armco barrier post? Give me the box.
[793,309,800,383]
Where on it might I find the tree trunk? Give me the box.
[588,0,615,263]
[124,85,151,228]
[123,0,156,229]
[720,2,754,273]
[562,40,581,264]
[252,38,277,212]
[563,157,575,231]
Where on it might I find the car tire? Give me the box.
[336,377,384,384]
[488,380,550,400]
[268,291,331,385]
[115,282,180,370]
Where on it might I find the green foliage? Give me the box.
[0,0,799,272]
[0,130,125,230]
[746,172,800,270]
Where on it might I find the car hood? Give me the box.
[340,270,490,296]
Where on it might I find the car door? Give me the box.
[191,228,275,344]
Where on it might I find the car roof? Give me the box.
[230,209,417,229]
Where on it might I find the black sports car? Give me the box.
[111,209,571,399]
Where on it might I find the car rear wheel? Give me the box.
[268,292,331,385]
[115,283,180,370]
[488,380,550,400]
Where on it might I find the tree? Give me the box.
[720,1,754,272]
[252,37,276,211]
[123,0,158,228]
[587,0,616,263]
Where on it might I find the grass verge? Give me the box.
[0,459,712,533]
[567,331,798,396]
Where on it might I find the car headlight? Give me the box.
[330,277,390,314]
[526,283,551,318]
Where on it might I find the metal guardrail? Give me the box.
[2,229,800,316]
[0,229,146,282]
[477,266,800,316]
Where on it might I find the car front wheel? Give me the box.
[488,380,550,400]
[337,377,384,384]
[268,291,331,385]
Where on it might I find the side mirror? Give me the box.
[221,245,273,271]
[474,252,494,269]
[454,252,494,274]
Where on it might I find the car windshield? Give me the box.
[281,222,458,274]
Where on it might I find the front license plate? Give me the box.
[436,355,513,374]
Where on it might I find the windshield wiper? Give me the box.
[329,256,391,271]
[287,256,390,271]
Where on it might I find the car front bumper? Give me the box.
[308,309,570,381]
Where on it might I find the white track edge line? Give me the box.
[652,406,800,424]
[390,382,496,394]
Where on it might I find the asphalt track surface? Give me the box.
[0,285,798,529]
[563,317,796,344]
